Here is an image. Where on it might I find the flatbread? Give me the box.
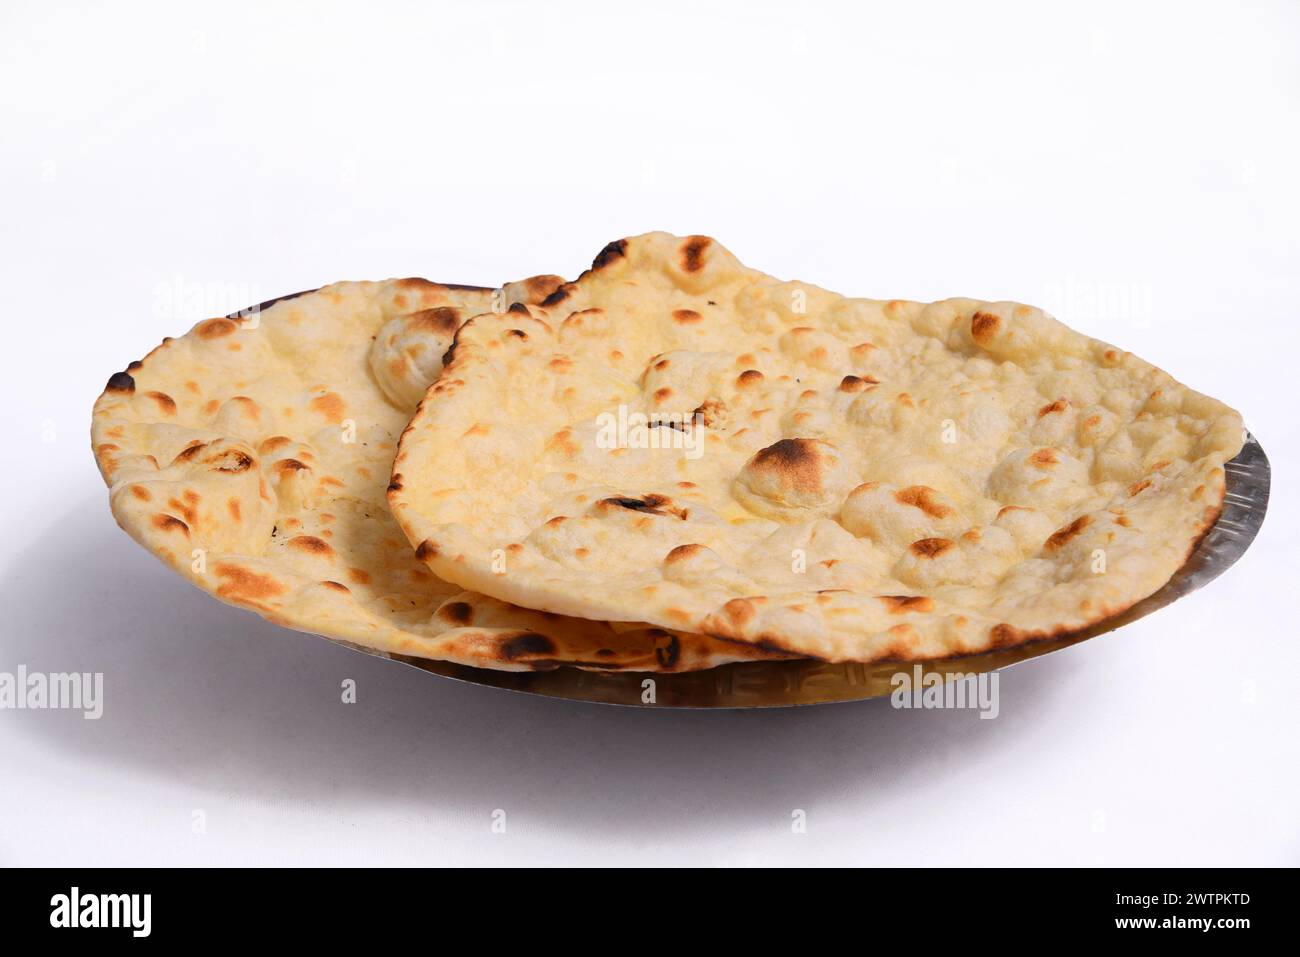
[91,276,790,672]
[390,232,1244,663]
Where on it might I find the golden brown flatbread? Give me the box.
[91,276,791,671]
[390,233,1243,663]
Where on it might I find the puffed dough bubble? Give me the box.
[961,302,1082,364]
[993,505,1057,554]
[369,308,460,408]
[661,543,753,592]
[778,327,849,372]
[839,482,965,548]
[733,437,853,521]
[891,526,1019,589]
[988,446,1090,506]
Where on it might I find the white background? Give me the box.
[1,0,1296,866]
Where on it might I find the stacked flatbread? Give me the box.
[95,234,1243,671]
[91,274,787,671]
